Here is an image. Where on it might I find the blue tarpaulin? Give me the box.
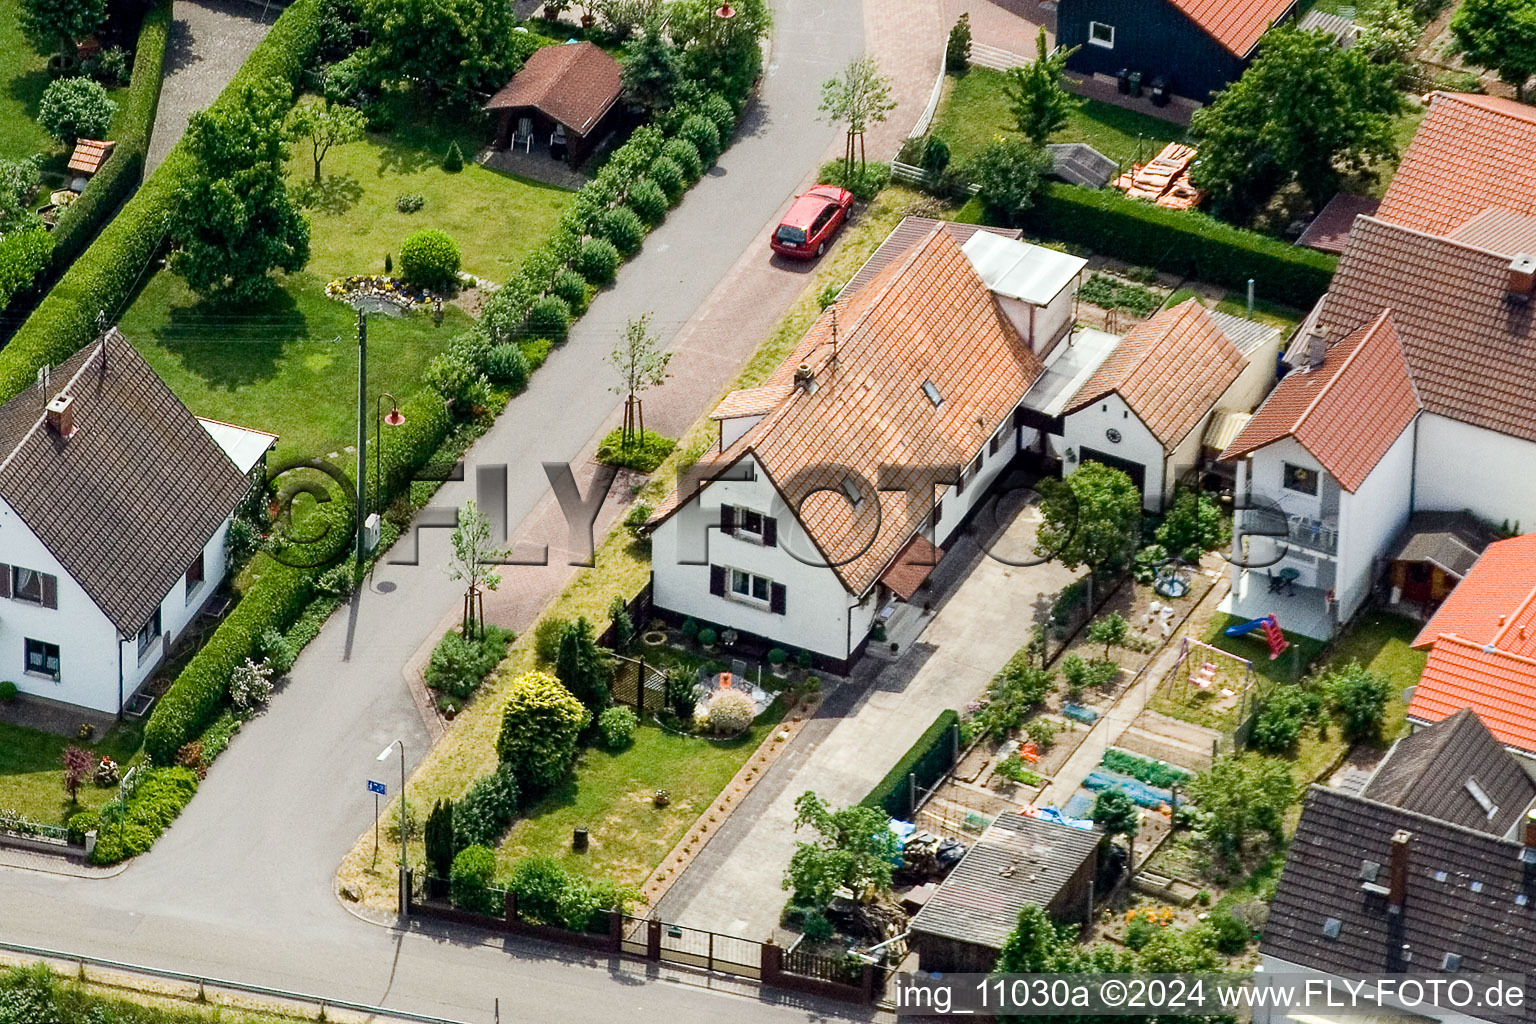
[1082,769,1172,808]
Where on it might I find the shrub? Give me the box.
[1023,182,1337,308]
[507,855,568,925]
[399,228,461,290]
[496,670,590,794]
[91,767,199,864]
[768,647,786,667]
[946,12,972,72]
[66,808,99,843]
[1326,661,1391,744]
[315,561,356,597]
[817,158,888,202]
[228,657,275,712]
[699,92,737,138]
[921,135,951,175]
[575,236,621,286]
[1209,908,1251,954]
[678,113,722,165]
[970,138,1052,226]
[661,136,702,182]
[453,764,519,850]
[1250,684,1321,753]
[449,844,501,914]
[648,156,685,203]
[628,178,668,226]
[665,667,697,720]
[482,343,529,389]
[595,427,675,471]
[534,616,570,663]
[85,46,131,87]
[519,336,552,370]
[697,627,718,647]
[258,627,296,674]
[442,139,465,172]
[0,681,16,701]
[680,617,700,642]
[623,501,653,540]
[424,351,491,408]
[593,205,645,257]
[38,77,116,144]
[552,267,588,311]
[598,705,638,749]
[706,687,756,735]
[0,228,53,312]
[395,192,425,213]
[426,626,512,700]
[526,294,571,342]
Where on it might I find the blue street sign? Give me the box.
[367,779,387,796]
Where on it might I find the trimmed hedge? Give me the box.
[91,766,199,864]
[0,0,323,404]
[862,709,960,820]
[1023,183,1338,309]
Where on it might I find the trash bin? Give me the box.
[1149,75,1170,107]
[573,827,588,851]
[1116,67,1131,94]
[1127,71,1143,98]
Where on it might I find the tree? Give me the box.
[593,0,663,40]
[945,13,971,74]
[1003,27,1080,146]
[362,0,517,102]
[782,791,901,906]
[0,157,41,234]
[1091,788,1140,867]
[606,312,671,449]
[20,0,105,58]
[1354,0,1421,70]
[554,616,613,716]
[1325,660,1391,744]
[1155,489,1231,562]
[620,24,682,118]
[424,798,455,879]
[167,79,310,304]
[445,499,506,639]
[496,670,590,795]
[1452,0,1536,101]
[667,0,772,106]
[1035,460,1143,578]
[995,903,1055,973]
[818,55,896,174]
[1087,611,1128,658]
[37,77,115,145]
[285,99,367,183]
[1190,25,1401,217]
[968,137,1052,227]
[1188,754,1295,856]
[61,746,92,803]
[1250,683,1321,754]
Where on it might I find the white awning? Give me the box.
[962,230,1088,307]
[199,417,278,473]
[1204,409,1252,453]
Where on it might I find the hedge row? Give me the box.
[1023,183,1338,309]
[861,709,959,821]
[0,0,323,404]
[46,0,172,273]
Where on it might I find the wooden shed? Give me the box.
[1386,510,1498,608]
[484,41,622,167]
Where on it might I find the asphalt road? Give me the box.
[0,1,870,1019]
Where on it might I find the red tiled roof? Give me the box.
[1412,533,1536,650]
[1296,193,1381,254]
[710,384,794,420]
[880,535,943,601]
[1318,216,1536,444]
[1447,207,1536,257]
[1220,310,1418,491]
[1376,92,1536,237]
[652,227,1045,595]
[66,138,114,175]
[484,42,621,135]
[1169,0,1297,56]
[1408,636,1536,755]
[1066,299,1247,451]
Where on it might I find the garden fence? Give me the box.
[610,653,667,716]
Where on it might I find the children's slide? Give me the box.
[1225,615,1290,659]
[1223,618,1269,637]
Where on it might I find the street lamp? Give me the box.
[377,739,407,914]
[714,1,735,17]
[373,392,405,536]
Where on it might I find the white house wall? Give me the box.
[994,286,1076,357]
[1334,422,1415,621]
[1223,337,1280,414]
[1062,393,1167,510]
[1236,437,1330,589]
[1414,413,1536,532]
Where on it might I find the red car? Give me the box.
[771,185,854,259]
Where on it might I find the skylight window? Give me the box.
[1322,918,1342,939]
[1466,777,1498,819]
[1517,894,1528,907]
[922,380,943,407]
[1443,953,1462,972]
[840,476,864,508]
[1435,870,1449,882]
[1471,880,1484,893]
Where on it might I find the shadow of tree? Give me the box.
[162,19,201,74]
[296,172,365,214]
[7,68,52,121]
[155,286,309,388]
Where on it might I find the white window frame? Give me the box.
[736,507,765,543]
[1089,21,1115,48]
[727,567,773,607]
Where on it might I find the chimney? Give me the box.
[793,362,815,389]
[1388,829,1412,911]
[45,394,75,438]
[1306,328,1328,370]
[1509,254,1536,303]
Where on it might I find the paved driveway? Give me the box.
[654,482,1080,939]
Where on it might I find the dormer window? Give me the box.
[922,381,943,407]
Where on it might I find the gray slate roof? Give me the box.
[839,217,1021,300]
[1208,309,1283,357]
[0,330,249,633]
[909,811,1100,950]
[1362,709,1536,837]
[1388,509,1499,580]
[1264,786,1536,1024]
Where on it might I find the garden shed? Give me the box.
[485,41,622,167]
[909,811,1100,973]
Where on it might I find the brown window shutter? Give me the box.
[770,582,786,615]
[41,573,57,609]
[720,504,736,535]
[990,434,1001,455]
[0,564,10,599]
[709,565,726,596]
[762,517,778,547]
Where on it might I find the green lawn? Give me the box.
[1315,611,1425,743]
[290,117,573,282]
[930,68,1190,168]
[497,704,788,888]
[0,719,144,825]
[0,0,60,162]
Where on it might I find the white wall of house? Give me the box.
[718,414,764,452]
[0,497,122,713]
[1062,393,1167,510]
[1224,340,1281,414]
[651,456,862,660]
[1233,437,1334,591]
[931,410,1026,546]
[1255,954,1486,1024]
[1415,414,1536,532]
[1334,423,1415,621]
[995,285,1076,357]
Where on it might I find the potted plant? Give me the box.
[698,627,718,651]
[542,0,571,19]
[768,647,787,676]
[578,0,597,26]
